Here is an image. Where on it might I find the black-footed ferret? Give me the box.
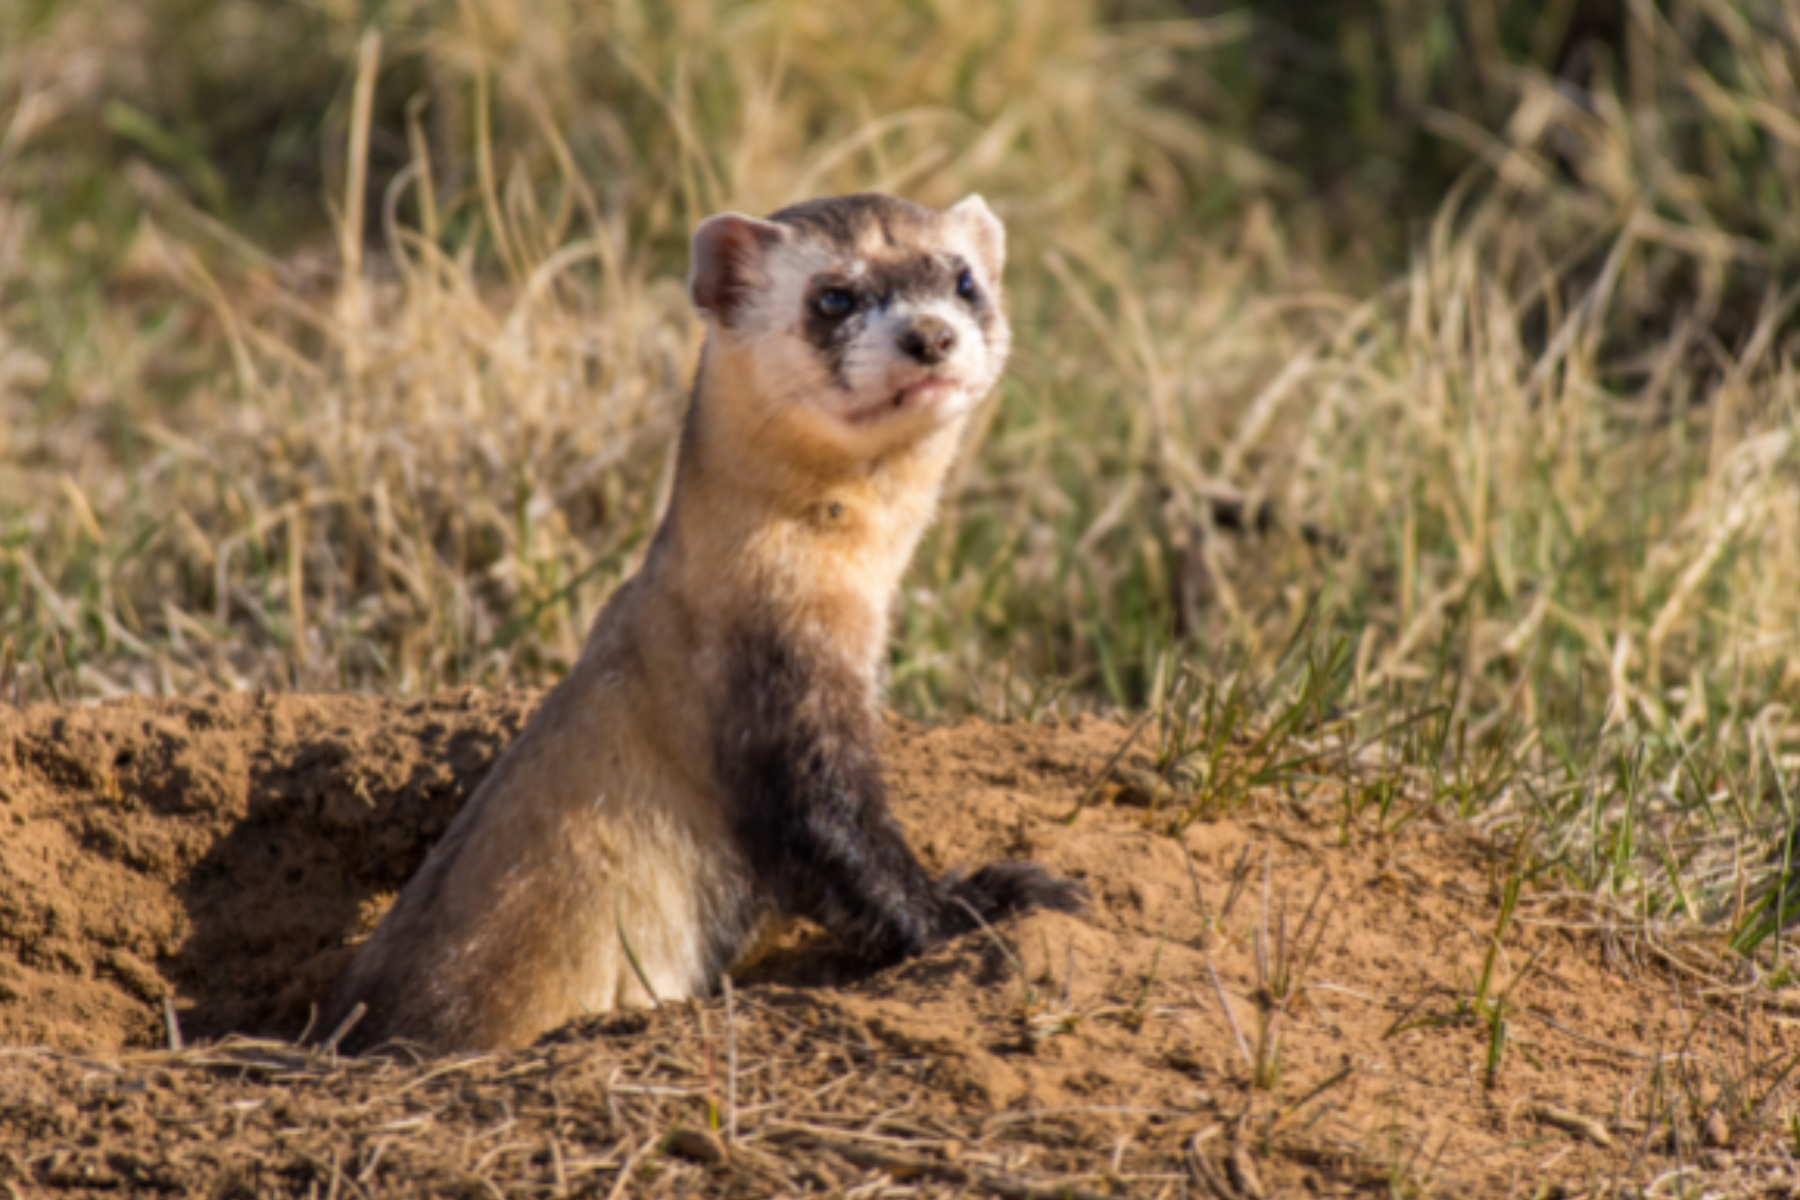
[320,193,1086,1054]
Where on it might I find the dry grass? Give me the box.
[0,1008,1154,1199]
[3,0,1800,989]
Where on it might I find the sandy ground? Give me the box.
[1,692,1793,1196]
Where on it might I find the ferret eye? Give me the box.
[956,269,980,303]
[815,288,855,319]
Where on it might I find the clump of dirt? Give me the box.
[1,693,1794,1196]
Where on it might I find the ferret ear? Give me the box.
[948,194,1005,282]
[689,213,788,322]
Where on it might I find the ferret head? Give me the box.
[687,193,1009,460]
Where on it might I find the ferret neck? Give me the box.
[653,364,966,679]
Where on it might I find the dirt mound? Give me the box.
[0,690,535,1050]
[1,693,1793,1196]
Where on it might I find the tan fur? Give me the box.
[323,194,1008,1052]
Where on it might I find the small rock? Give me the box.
[662,1127,727,1166]
[103,949,168,1004]
[1165,1047,1203,1073]
[1527,1102,1613,1148]
[1702,1111,1731,1148]
[1227,1144,1266,1200]
[40,1152,119,1189]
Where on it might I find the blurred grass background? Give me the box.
[3,1,1800,936]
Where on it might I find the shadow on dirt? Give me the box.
[163,698,530,1042]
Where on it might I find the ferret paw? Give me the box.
[938,861,1088,932]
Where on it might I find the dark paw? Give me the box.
[938,860,1088,933]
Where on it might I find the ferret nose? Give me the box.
[897,315,958,365]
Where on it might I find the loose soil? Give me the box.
[0,692,1794,1197]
